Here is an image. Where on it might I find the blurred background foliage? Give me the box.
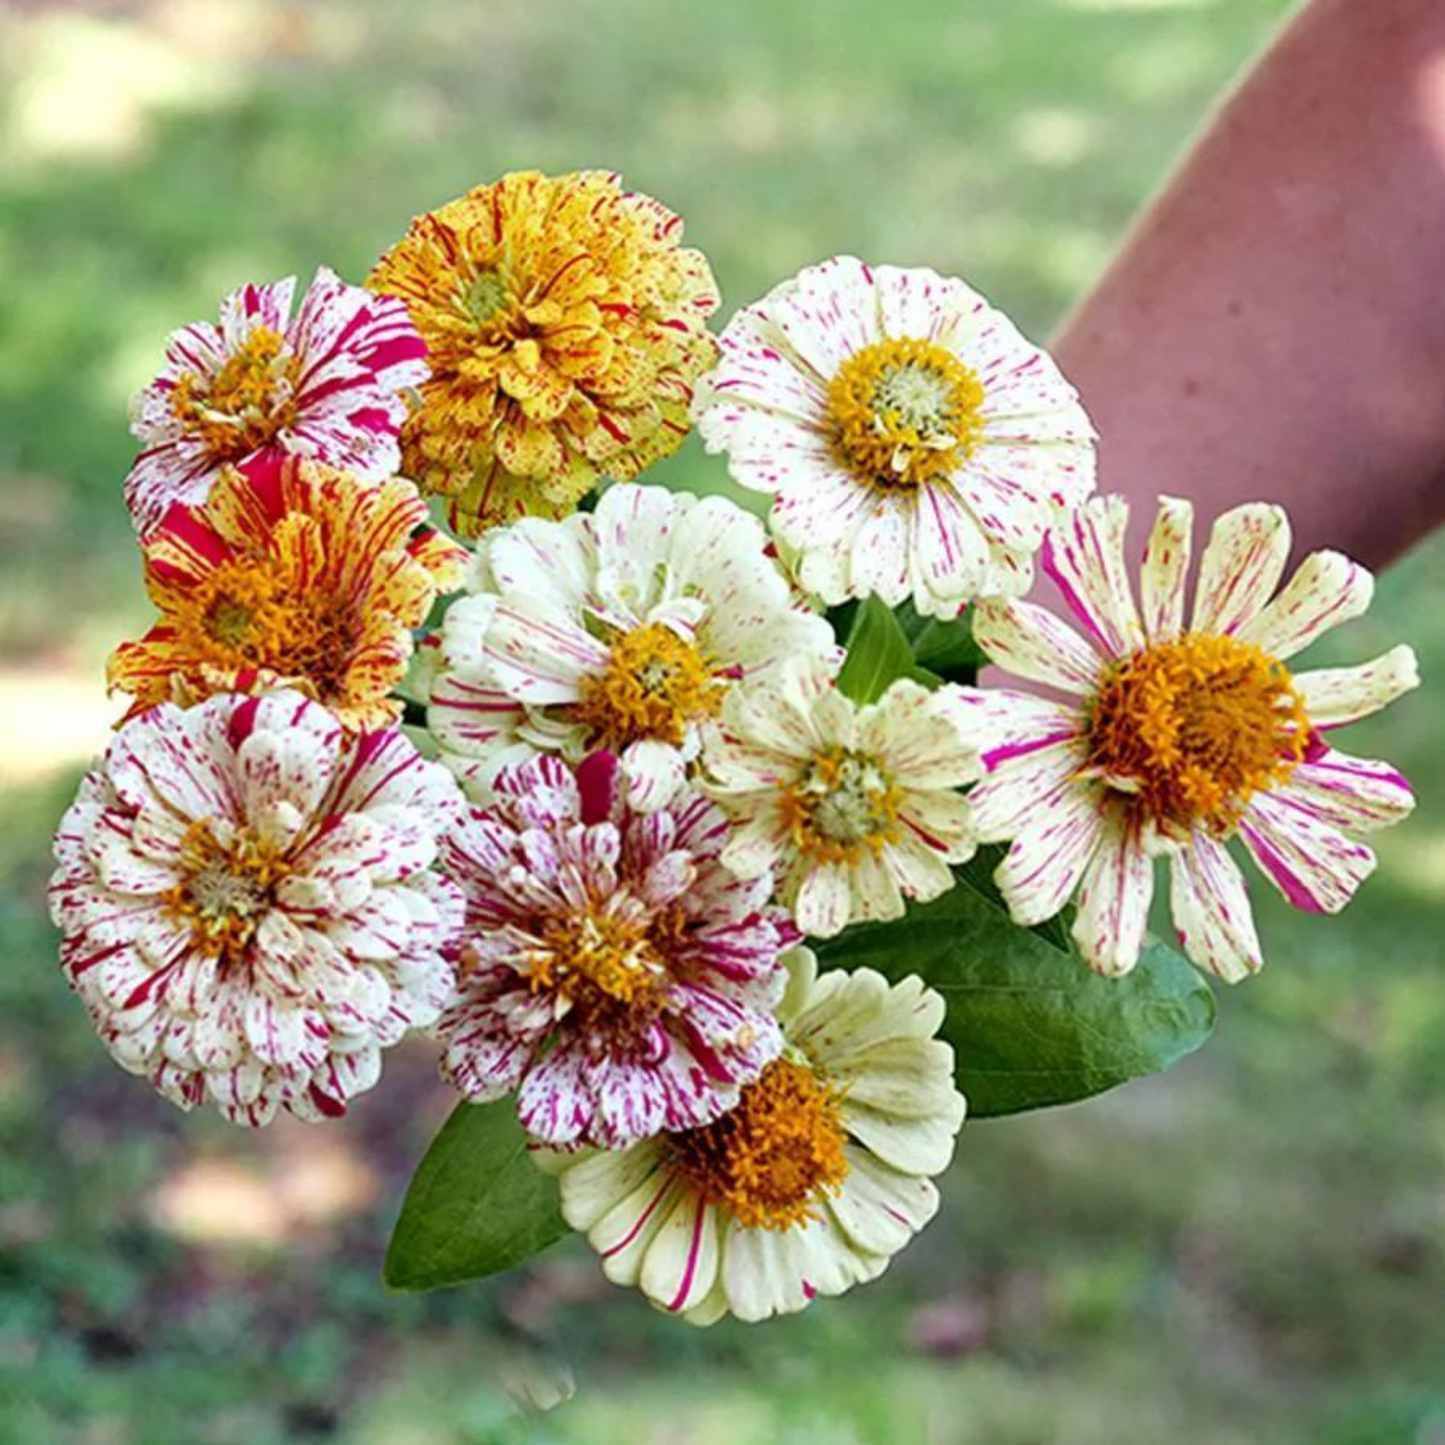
[1,0,1443,1441]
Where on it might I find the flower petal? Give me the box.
[1168,830,1262,983]
[1190,502,1290,638]
[1070,808,1153,976]
[1139,495,1193,642]
[1235,549,1374,662]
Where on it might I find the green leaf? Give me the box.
[384,1100,569,1292]
[894,600,988,683]
[836,596,937,704]
[815,848,1216,1116]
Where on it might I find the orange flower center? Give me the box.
[529,907,668,1009]
[170,325,299,461]
[826,336,986,489]
[163,820,290,964]
[572,621,724,750]
[174,556,360,701]
[668,1057,850,1231]
[1086,632,1310,835]
[779,745,902,864]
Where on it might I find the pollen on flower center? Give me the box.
[779,746,902,863]
[1087,631,1311,834]
[462,267,511,328]
[668,1056,850,1230]
[530,905,667,1010]
[176,556,360,699]
[163,820,289,963]
[169,325,298,461]
[826,336,986,489]
[572,621,724,749]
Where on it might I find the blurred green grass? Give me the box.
[3,1,1444,1441]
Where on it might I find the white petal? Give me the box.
[1275,749,1416,834]
[1239,790,1376,914]
[1070,809,1153,976]
[1235,550,1374,662]
[971,597,1102,695]
[1293,645,1420,730]
[1191,502,1290,637]
[995,781,1108,927]
[1139,495,1193,642]
[1040,494,1140,655]
[1168,831,1262,983]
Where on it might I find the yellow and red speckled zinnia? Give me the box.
[367,170,720,536]
[107,454,467,732]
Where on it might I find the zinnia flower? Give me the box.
[49,691,466,1125]
[125,267,428,537]
[434,751,797,1149]
[692,256,1096,616]
[425,482,838,810]
[108,454,467,733]
[702,656,978,938]
[540,948,966,1325]
[367,170,719,535]
[956,494,1419,980]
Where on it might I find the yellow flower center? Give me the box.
[1087,632,1311,835]
[572,621,724,750]
[174,555,360,701]
[170,325,299,461]
[779,746,902,864]
[826,336,986,489]
[163,820,290,964]
[668,1057,850,1231]
[529,908,668,1008]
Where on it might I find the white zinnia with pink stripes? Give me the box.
[540,949,966,1325]
[692,255,1096,617]
[49,691,466,1125]
[434,751,798,1150]
[125,267,428,537]
[954,494,1418,981]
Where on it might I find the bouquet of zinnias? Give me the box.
[50,170,1419,1325]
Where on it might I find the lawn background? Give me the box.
[2,1,1443,1441]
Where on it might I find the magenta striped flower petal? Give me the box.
[48,691,465,1125]
[1167,830,1263,983]
[1190,502,1290,637]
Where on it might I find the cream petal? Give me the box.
[1167,831,1262,983]
[1294,645,1420,730]
[794,861,855,939]
[1190,502,1290,637]
[827,1147,939,1256]
[1139,495,1193,642]
[1239,790,1377,914]
[590,1168,685,1289]
[1070,809,1154,976]
[910,482,991,615]
[1234,550,1374,662]
[1040,494,1141,655]
[971,597,1102,695]
[945,686,1083,775]
[996,782,1108,929]
[639,1192,722,1315]
[1274,749,1415,834]
[840,1098,964,1177]
[967,740,1087,844]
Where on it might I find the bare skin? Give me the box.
[1051,0,1445,570]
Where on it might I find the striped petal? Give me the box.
[1274,749,1415,834]
[1139,495,1193,642]
[971,597,1102,696]
[1190,503,1290,637]
[1294,644,1420,729]
[1040,494,1140,655]
[994,779,1108,926]
[1239,790,1376,914]
[1235,550,1374,662]
[1070,809,1153,976]
[1168,831,1262,983]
